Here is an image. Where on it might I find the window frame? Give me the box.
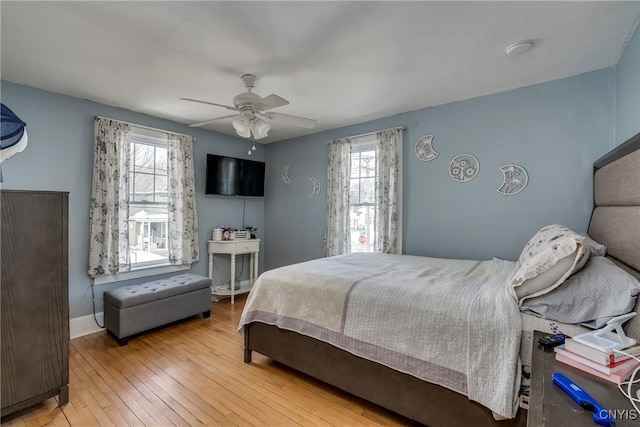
[349,136,378,253]
[128,132,170,270]
[130,134,168,205]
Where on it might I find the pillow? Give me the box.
[520,256,640,328]
[510,224,588,305]
[583,234,607,257]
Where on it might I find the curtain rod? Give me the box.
[328,126,405,143]
[95,115,196,141]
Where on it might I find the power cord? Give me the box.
[212,257,226,285]
[212,254,246,286]
[242,196,246,229]
[613,348,640,412]
[91,284,105,328]
[235,256,245,281]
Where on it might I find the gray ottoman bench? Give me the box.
[104,273,211,345]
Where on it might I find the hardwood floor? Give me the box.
[1,296,416,426]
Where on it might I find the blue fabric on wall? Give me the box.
[1,103,26,149]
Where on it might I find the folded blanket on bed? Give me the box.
[239,253,522,419]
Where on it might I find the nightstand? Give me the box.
[208,239,260,304]
[528,330,638,426]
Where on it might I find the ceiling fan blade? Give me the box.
[255,94,289,111]
[189,114,239,127]
[264,112,316,129]
[180,98,238,111]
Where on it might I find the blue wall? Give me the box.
[615,22,640,145]
[264,70,615,270]
[0,81,264,318]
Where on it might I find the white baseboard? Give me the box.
[70,312,105,340]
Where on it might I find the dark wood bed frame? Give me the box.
[243,132,640,427]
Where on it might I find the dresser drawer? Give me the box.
[208,240,260,254]
[235,241,259,253]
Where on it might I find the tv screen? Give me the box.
[240,158,266,197]
[205,154,265,197]
[206,155,240,195]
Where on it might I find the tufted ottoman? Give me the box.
[103,273,211,345]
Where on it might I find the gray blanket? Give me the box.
[239,253,522,418]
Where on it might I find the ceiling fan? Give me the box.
[181,74,316,143]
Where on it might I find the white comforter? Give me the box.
[239,253,522,418]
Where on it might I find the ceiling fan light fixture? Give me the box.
[232,116,251,138]
[251,118,271,140]
[183,74,315,138]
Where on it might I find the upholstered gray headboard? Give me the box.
[588,132,640,340]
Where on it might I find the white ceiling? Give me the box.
[1,1,639,143]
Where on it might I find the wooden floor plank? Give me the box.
[161,326,369,426]
[87,344,187,427]
[2,296,413,427]
[71,340,160,427]
[117,345,226,426]
[140,332,333,427]
[58,400,96,427]
[104,352,195,427]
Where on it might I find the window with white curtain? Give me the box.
[89,118,198,285]
[324,127,402,257]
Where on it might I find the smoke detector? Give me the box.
[505,40,535,56]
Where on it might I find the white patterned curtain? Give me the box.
[167,133,199,265]
[323,137,352,257]
[88,118,131,277]
[375,128,402,254]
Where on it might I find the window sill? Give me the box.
[92,263,191,286]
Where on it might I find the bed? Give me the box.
[240,131,640,427]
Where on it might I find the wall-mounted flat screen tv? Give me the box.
[205,154,265,197]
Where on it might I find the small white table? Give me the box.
[207,239,260,304]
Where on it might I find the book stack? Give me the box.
[554,338,640,384]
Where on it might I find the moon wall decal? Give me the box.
[497,164,528,195]
[309,177,321,198]
[415,135,438,161]
[281,164,292,184]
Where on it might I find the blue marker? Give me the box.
[552,373,616,426]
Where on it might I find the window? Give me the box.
[90,117,199,285]
[324,126,401,257]
[350,139,377,252]
[128,132,169,268]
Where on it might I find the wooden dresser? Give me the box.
[1,190,69,417]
